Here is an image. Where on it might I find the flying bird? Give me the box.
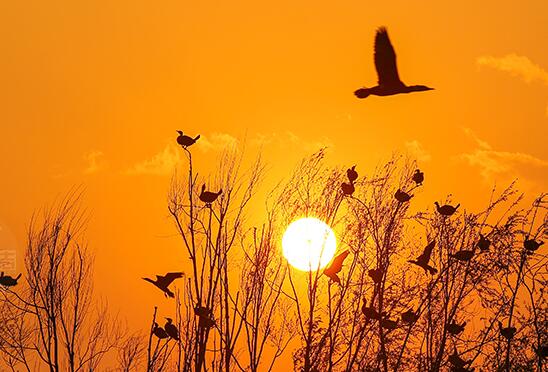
[347,166,358,182]
[447,321,466,335]
[165,318,180,341]
[0,273,22,287]
[199,184,222,205]
[412,169,424,185]
[394,189,413,203]
[354,27,433,99]
[408,241,437,275]
[142,272,184,298]
[498,321,516,340]
[323,251,350,284]
[152,323,169,339]
[176,130,200,148]
[477,233,491,252]
[435,202,460,216]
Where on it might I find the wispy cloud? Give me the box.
[125,144,182,176]
[198,133,239,152]
[477,54,548,85]
[457,128,548,181]
[404,140,431,162]
[83,151,107,175]
[251,131,334,152]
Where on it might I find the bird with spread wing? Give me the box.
[355,27,433,99]
[142,272,184,298]
[323,251,350,284]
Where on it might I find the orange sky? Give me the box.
[1,0,547,363]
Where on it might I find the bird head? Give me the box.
[176,130,183,135]
[165,317,173,323]
[201,184,206,192]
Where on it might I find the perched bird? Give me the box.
[524,238,543,252]
[368,268,384,284]
[394,189,413,203]
[199,184,222,205]
[448,349,469,368]
[142,272,184,298]
[435,202,460,217]
[176,130,200,148]
[0,273,21,287]
[152,323,169,339]
[408,241,438,275]
[341,181,355,196]
[347,165,358,182]
[401,309,419,324]
[323,251,350,284]
[447,321,466,335]
[380,317,398,330]
[354,27,433,99]
[477,233,491,252]
[450,249,475,262]
[362,300,382,320]
[194,306,216,328]
[412,169,424,185]
[164,318,180,341]
[533,344,548,359]
[498,321,516,340]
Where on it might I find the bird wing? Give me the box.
[324,251,350,278]
[419,241,435,262]
[162,272,184,286]
[374,27,402,86]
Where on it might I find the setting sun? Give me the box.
[282,217,337,271]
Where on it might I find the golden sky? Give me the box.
[1,0,547,346]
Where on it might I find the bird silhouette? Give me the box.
[408,241,437,275]
[341,181,355,196]
[447,321,466,335]
[0,273,22,287]
[448,349,470,369]
[142,272,183,298]
[380,317,398,330]
[477,233,491,252]
[176,130,200,148]
[412,169,424,185]
[323,251,350,284]
[524,238,543,252]
[498,321,516,340]
[394,189,413,203]
[450,248,475,262]
[354,27,433,99]
[199,184,222,205]
[347,166,358,182]
[533,344,548,359]
[401,309,419,324]
[164,318,180,341]
[362,300,383,320]
[194,306,215,328]
[152,322,169,339]
[435,202,460,216]
[368,268,384,284]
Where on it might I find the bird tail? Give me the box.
[427,266,438,275]
[217,189,223,196]
[15,273,22,280]
[194,135,201,141]
[455,203,461,210]
[354,88,370,99]
[166,289,175,298]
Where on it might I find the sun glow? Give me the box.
[282,217,337,271]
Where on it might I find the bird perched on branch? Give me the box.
[450,248,475,262]
[347,165,358,182]
[176,130,200,148]
[362,300,383,320]
[341,181,355,196]
[354,27,433,99]
[368,268,384,284]
[401,309,419,324]
[447,321,466,335]
[498,321,516,340]
[533,344,548,359]
[408,241,437,275]
[194,306,215,328]
[323,251,350,284]
[142,272,183,298]
[380,317,398,330]
[165,318,180,341]
[0,273,21,287]
[152,322,168,339]
[448,349,470,369]
[435,202,460,216]
[199,184,222,205]
[412,169,424,185]
[394,189,413,203]
[524,238,543,252]
[477,233,491,252]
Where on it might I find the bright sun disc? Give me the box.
[282,217,337,271]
